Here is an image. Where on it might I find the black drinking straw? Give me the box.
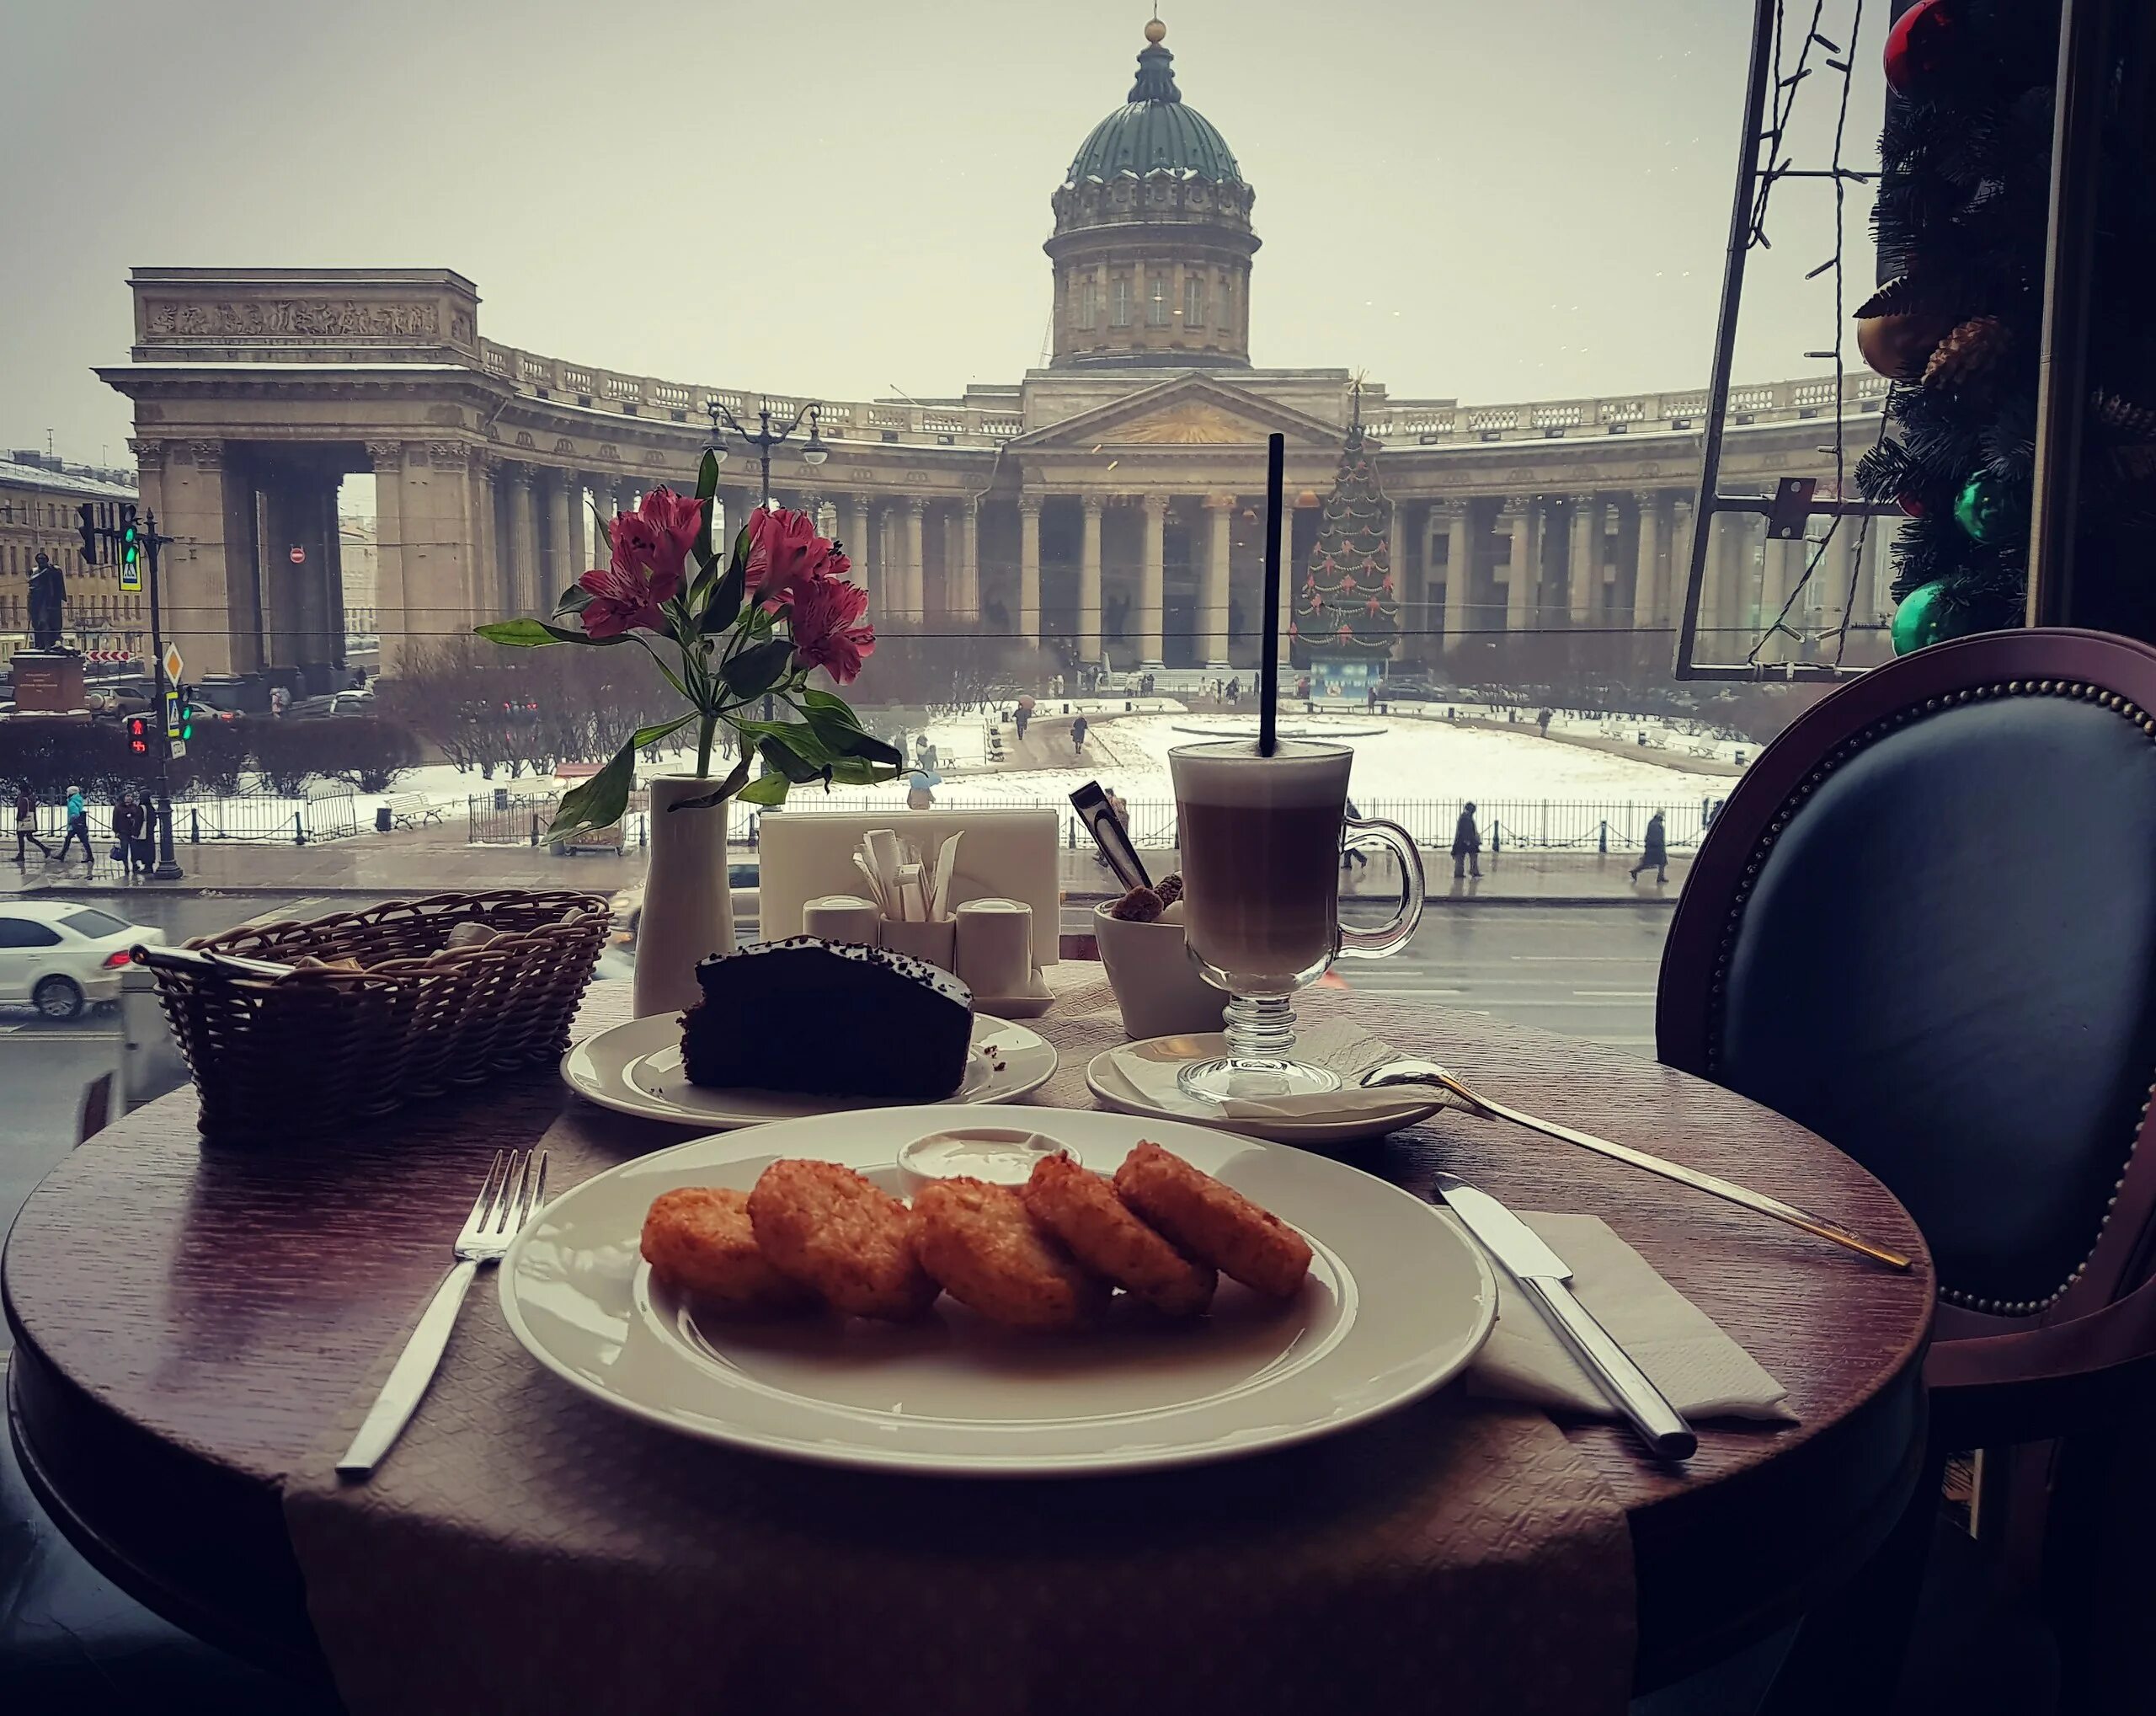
[1259,432,1284,757]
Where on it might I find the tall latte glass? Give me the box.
[1170,739,1423,1103]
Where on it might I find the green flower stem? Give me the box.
[696,709,718,777]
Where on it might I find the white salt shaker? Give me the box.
[803,894,881,945]
[953,897,1033,997]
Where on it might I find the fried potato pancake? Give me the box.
[1112,1141,1313,1300]
[1022,1153,1215,1317]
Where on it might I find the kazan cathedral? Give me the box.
[101,21,1887,689]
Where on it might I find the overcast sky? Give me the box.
[0,0,1882,466]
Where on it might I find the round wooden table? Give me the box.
[3,985,1932,1697]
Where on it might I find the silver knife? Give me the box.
[1434,1173,1697,1461]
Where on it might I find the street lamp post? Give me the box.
[702,397,829,509]
[703,398,831,730]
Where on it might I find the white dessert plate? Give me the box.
[499,1104,1496,1478]
[562,1011,1056,1128]
[1086,1034,1447,1147]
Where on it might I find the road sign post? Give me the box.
[143,515,183,880]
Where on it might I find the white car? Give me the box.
[0,902,165,1020]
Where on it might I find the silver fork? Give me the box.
[337,1148,549,1478]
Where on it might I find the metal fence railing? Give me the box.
[22,785,360,853]
[779,796,1731,855]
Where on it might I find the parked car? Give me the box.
[0,902,165,1020]
[1378,676,1454,703]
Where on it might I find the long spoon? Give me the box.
[1362,1057,1913,1272]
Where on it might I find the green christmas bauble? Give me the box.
[1953,471,2011,542]
[1892,580,1972,654]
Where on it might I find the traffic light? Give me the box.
[179,689,195,743]
[120,505,140,572]
[125,714,151,756]
[77,503,99,566]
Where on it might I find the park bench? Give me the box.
[378,794,446,831]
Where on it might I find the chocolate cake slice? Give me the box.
[681,937,974,1099]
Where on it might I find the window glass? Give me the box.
[1147,276,1169,327]
[61,908,129,938]
[1219,275,1235,330]
[1184,275,1204,328]
[0,917,62,949]
[1109,277,1130,328]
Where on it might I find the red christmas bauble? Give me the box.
[1897,492,1928,519]
[1884,0,1956,96]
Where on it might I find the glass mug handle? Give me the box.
[1338,815,1425,959]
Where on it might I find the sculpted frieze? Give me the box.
[144,298,446,341]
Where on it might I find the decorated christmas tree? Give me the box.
[1852,0,2156,650]
[1290,398,1400,666]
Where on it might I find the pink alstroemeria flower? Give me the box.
[788,571,876,685]
[744,506,825,609]
[575,556,667,639]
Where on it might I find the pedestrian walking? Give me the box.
[905,769,937,811]
[112,793,145,876]
[1014,704,1030,744]
[1630,811,1668,885]
[57,783,93,864]
[1451,801,1482,879]
[1536,707,1554,738]
[1367,685,1380,714]
[1226,676,1240,705]
[1105,786,1130,831]
[13,783,51,864]
[1342,797,1369,877]
[1071,714,1090,755]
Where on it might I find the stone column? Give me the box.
[1501,496,1535,632]
[1820,517,1858,624]
[506,464,541,618]
[1566,494,1599,624]
[1441,500,1472,653]
[152,439,253,676]
[366,443,410,674]
[1079,495,1103,664]
[902,497,926,623]
[956,497,979,623]
[1630,491,1663,633]
[1138,492,1167,669]
[1668,496,1696,642]
[1201,494,1234,668]
[1018,494,1043,644]
[846,495,873,603]
[546,471,574,605]
[565,475,589,585]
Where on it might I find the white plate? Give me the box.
[1086,1035,1447,1147]
[499,1105,1496,1478]
[562,1011,1056,1128]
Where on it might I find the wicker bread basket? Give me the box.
[145,890,609,1138]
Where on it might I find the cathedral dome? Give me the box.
[1044,22,1259,371]
[1064,26,1242,187]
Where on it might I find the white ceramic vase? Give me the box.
[631,775,735,1021]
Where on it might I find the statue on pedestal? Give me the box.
[27,552,71,653]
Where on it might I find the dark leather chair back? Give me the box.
[1661,632,2156,1334]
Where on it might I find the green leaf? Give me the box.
[476,617,578,648]
[758,732,828,783]
[825,755,896,786]
[736,772,792,806]
[721,637,794,700]
[803,702,901,767]
[543,716,692,844]
[693,452,720,565]
[555,584,593,616]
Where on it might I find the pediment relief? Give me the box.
[1112,402,1278,445]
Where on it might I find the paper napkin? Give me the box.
[1451,1209,1796,1423]
[1098,1019,1451,1122]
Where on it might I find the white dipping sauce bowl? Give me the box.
[897,1128,1072,1197]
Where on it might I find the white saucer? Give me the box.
[1086,1034,1446,1147]
[499,1104,1497,1477]
[563,1011,1057,1128]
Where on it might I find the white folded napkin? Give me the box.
[1449,1209,1796,1423]
[1100,1019,1450,1122]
